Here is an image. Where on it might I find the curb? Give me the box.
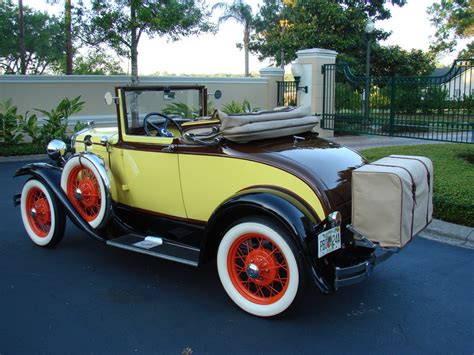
[0,154,48,163]
[421,219,474,249]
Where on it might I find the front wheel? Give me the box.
[217,218,305,317]
[20,179,65,247]
[61,156,108,229]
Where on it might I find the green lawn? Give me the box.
[360,143,474,227]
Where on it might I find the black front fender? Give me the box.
[14,163,106,243]
[203,187,332,293]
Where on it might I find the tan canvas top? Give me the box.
[217,106,319,142]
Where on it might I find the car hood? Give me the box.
[225,133,366,219]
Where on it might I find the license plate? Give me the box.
[318,226,341,258]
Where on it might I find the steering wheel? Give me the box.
[143,112,184,137]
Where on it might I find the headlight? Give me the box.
[46,139,67,162]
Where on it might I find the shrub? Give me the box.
[0,143,44,156]
[162,101,216,118]
[394,84,422,114]
[335,82,361,112]
[0,99,24,144]
[73,121,87,133]
[35,96,84,144]
[461,94,474,114]
[22,112,42,145]
[422,86,448,114]
[369,86,390,111]
[162,102,199,119]
[221,100,258,115]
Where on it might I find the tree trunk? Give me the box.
[130,1,139,85]
[244,28,250,77]
[130,1,140,126]
[280,48,285,70]
[65,0,73,75]
[18,0,26,74]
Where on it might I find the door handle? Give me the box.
[162,144,176,152]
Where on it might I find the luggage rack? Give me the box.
[346,224,400,253]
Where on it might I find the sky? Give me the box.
[26,0,465,75]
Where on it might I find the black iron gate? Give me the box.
[322,59,474,143]
[277,81,297,107]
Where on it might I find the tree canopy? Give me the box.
[427,0,474,58]
[53,48,125,75]
[370,45,436,77]
[0,1,64,74]
[80,0,214,83]
[249,0,435,76]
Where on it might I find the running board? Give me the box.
[106,234,200,267]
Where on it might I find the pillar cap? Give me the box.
[259,66,285,76]
[296,48,338,59]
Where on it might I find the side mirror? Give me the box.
[104,92,117,105]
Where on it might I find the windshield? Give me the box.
[122,86,207,133]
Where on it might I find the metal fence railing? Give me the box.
[322,59,474,143]
[277,81,298,107]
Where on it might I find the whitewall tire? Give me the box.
[20,179,65,247]
[61,156,108,229]
[217,218,305,317]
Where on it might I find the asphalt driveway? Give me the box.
[1,161,473,354]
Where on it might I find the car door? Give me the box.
[113,88,187,219]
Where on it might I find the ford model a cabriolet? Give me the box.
[14,85,433,317]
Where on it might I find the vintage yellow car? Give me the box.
[14,85,432,317]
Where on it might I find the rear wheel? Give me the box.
[61,156,108,229]
[217,218,305,317]
[20,179,65,247]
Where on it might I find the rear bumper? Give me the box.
[334,249,394,290]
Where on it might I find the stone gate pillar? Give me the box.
[259,66,285,110]
[293,48,337,138]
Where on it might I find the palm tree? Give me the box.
[213,0,254,77]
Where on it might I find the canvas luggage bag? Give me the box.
[351,155,433,248]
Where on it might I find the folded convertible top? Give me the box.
[218,106,319,142]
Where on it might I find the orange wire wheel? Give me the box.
[25,186,51,238]
[20,179,66,247]
[218,219,304,317]
[227,233,289,305]
[67,165,102,222]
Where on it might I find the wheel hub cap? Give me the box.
[227,233,290,305]
[67,166,102,222]
[246,263,260,279]
[74,188,82,201]
[25,187,51,237]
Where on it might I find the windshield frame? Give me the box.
[119,85,208,134]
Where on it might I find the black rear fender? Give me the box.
[202,187,332,293]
